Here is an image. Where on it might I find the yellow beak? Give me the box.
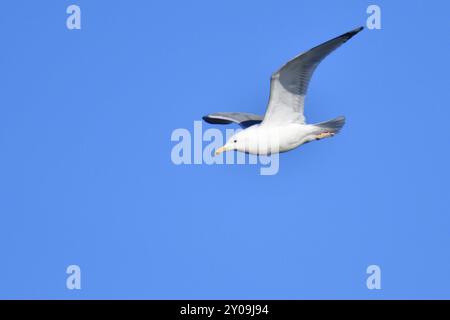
[215,145,228,155]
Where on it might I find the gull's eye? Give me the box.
[233,140,237,143]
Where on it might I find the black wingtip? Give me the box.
[202,115,216,124]
[202,115,214,124]
[349,26,364,36]
[341,26,364,43]
[202,115,233,125]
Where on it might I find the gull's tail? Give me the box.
[314,116,346,134]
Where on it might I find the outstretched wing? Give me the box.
[202,112,263,129]
[262,26,363,126]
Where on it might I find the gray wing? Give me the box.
[202,112,263,129]
[262,26,363,125]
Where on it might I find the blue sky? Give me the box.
[1,0,449,299]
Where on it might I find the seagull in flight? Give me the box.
[203,26,363,155]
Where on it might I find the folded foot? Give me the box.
[315,132,335,140]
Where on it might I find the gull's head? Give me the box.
[215,130,247,155]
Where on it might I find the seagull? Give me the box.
[203,26,363,155]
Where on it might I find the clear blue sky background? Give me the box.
[1,0,449,299]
